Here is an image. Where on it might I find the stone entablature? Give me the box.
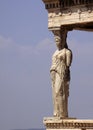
[43,0,93,10]
[43,118,93,129]
[48,4,93,30]
[42,0,93,31]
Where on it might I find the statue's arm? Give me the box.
[66,49,73,67]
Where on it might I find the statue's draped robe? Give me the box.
[50,48,72,117]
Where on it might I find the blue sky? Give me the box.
[0,1,93,130]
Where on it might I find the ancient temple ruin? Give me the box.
[42,0,93,130]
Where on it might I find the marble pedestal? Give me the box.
[43,117,93,130]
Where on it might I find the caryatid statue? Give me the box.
[50,29,72,118]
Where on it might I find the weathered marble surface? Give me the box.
[43,117,93,130]
[42,0,93,31]
[50,29,72,118]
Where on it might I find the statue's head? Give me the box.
[54,35,62,49]
[53,29,68,50]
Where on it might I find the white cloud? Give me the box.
[0,35,55,130]
[36,38,54,51]
[0,35,13,47]
[0,35,55,58]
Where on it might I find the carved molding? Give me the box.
[42,0,93,31]
[43,118,93,129]
[42,0,93,10]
